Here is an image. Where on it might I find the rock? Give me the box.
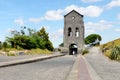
[17,51,25,55]
[0,51,7,56]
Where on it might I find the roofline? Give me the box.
[64,10,83,17]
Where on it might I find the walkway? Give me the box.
[78,55,91,80]
[84,47,120,80]
[0,55,75,80]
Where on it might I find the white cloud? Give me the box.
[29,10,63,23]
[106,0,120,9]
[115,29,120,32]
[44,9,63,20]
[64,5,103,17]
[29,17,44,23]
[50,29,63,41]
[85,29,95,35]
[117,13,120,20]
[81,0,101,3]
[29,5,103,23]
[85,20,113,35]
[64,5,80,13]
[7,28,17,35]
[84,6,103,17]
[49,29,63,47]
[58,29,63,34]
[14,18,24,26]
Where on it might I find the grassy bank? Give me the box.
[26,48,53,55]
[100,38,120,61]
[0,48,53,56]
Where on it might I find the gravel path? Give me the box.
[84,47,120,80]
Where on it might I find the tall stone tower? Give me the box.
[63,10,84,55]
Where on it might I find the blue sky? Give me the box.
[0,0,120,48]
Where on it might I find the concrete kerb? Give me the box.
[0,54,65,68]
[82,56,102,80]
[66,54,103,80]
[66,55,78,80]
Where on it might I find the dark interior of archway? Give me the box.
[69,44,78,55]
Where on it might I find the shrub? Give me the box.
[82,49,89,55]
[110,46,120,60]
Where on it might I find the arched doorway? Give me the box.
[69,44,78,55]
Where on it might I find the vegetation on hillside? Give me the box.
[101,38,120,61]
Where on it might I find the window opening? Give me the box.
[68,27,72,37]
[75,27,79,37]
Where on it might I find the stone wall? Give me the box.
[63,10,84,54]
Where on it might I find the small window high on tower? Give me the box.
[68,27,72,37]
[75,27,79,37]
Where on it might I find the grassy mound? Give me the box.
[100,38,120,61]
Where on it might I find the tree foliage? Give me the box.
[3,42,7,51]
[0,41,2,50]
[85,34,102,46]
[6,27,54,51]
[59,43,64,47]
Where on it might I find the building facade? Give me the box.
[63,10,84,54]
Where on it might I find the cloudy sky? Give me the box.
[0,0,120,47]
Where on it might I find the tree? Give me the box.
[59,43,64,47]
[0,41,2,50]
[45,40,54,51]
[20,26,26,35]
[37,27,54,51]
[3,42,7,51]
[37,27,49,41]
[6,26,54,51]
[85,34,102,46]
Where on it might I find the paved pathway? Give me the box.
[78,55,91,80]
[0,53,60,62]
[84,47,120,80]
[0,55,75,80]
[0,55,43,62]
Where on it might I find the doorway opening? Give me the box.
[69,44,78,55]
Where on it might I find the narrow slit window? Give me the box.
[68,27,72,37]
[75,27,79,37]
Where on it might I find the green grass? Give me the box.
[110,46,120,60]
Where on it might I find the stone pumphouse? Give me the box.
[63,10,84,55]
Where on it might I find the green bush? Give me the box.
[110,46,120,60]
